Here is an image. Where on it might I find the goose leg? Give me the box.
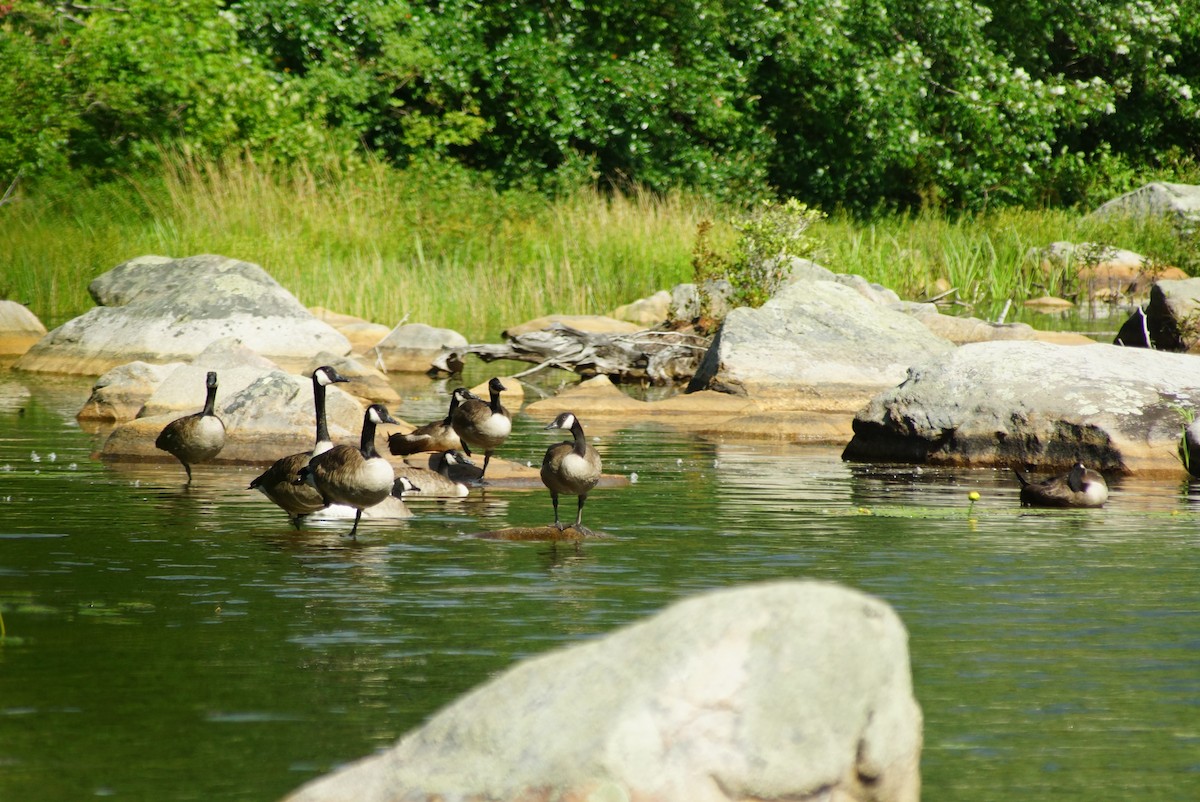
[349,508,363,538]
[478,451,493,484]
[549,490,562,530]
[183,462,193,484]
[573,495,594,536]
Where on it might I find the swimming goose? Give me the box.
[540,411,602,533]
[248,365,350,527]
[388,387,475,456]
[394,449,475,498]
[302,403,399,537]
[1015,462,1108,508]
[155,370,226,483]
[451,377,512,482]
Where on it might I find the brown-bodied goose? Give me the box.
[155,370,225,484]
[1015,462,1108,508]
[540,411,602,533]
[394,449,475,498]
[388,387,475,456]
[248,365,350,527]
[451,377,512,482]
[301,403,399,537]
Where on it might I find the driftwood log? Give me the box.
[432,323,711,385]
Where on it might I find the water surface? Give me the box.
[1,370,1198,801]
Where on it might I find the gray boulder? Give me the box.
[371,323,468,373]
[76,361,184,423]
[14,254,351,375]
[687,278,954,411]
[101,360,365,465]
[283,580,922,802]
[1090,182,1200,235]
[843,339,1200,474]
[0,300,47,356]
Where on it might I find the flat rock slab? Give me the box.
[471,525,611,541]
[843,339,1200,475]
[14,254,351,375]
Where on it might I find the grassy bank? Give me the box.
[2,154,1195,341]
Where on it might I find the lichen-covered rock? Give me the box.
[283,581,922,802]
[14,254,350,375]
[843,339,1200,474]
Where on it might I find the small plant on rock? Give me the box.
[693,198,825,315]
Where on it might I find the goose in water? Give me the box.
[394,449,475,498]
[248,365,350,527]
[301,403,399,537]
[540,411,602,533]
[388,387,475,456]
[1015,462,1108,508]
[156,370,225,483]
[451,377,512,482]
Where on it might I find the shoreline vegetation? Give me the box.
[3,153,1197,343]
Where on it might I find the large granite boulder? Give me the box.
[14,254,351,375]
[283,580,922,802]
[843,340,1200,474]
[76,361,184,423]
[687,278,954,412]
[0,301,47,356]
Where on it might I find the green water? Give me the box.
[1,371,1198,801]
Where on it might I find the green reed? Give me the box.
[2,152,1194,340]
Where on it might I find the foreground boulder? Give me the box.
[284,581,922,802]
[688,278,954,411]
[843,340,1200,474]
[14,254,351,375]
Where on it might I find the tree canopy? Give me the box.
[2,0,1198,212]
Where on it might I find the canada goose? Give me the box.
[248,365,350,527]
[451,377,512,482]
[388,387,475,456]
[1015,462,1108,508]
[155,370,226,483]
[301,403,399,537]
[540,411,602,533]
[394,449,475,498]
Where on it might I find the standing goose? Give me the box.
[388,387,475,456]
[1015,462,1108,508]
[248,365,350,527]
[451,377,512,482]
[540,411,602,533]
[156,370,225,484]
[302,403,399,537]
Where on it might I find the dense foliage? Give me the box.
[3,0,1199,212]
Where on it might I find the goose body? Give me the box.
[249,365,349,527]
[394,450,475,498]
[388,388,473,456]
[156,370,225,483]
[451,378,512,481]
[1015,462,1108,508]
[540,411,602,532]
[303,404,399,536]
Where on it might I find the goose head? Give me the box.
[545,412,578,432]
[314,365,351,386]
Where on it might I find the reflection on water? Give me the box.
[1,372,1199,802]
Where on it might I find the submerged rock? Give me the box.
[283,580,922,802]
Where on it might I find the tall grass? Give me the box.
[2,152,1195,341]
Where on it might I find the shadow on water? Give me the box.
[1,372,1199,801]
